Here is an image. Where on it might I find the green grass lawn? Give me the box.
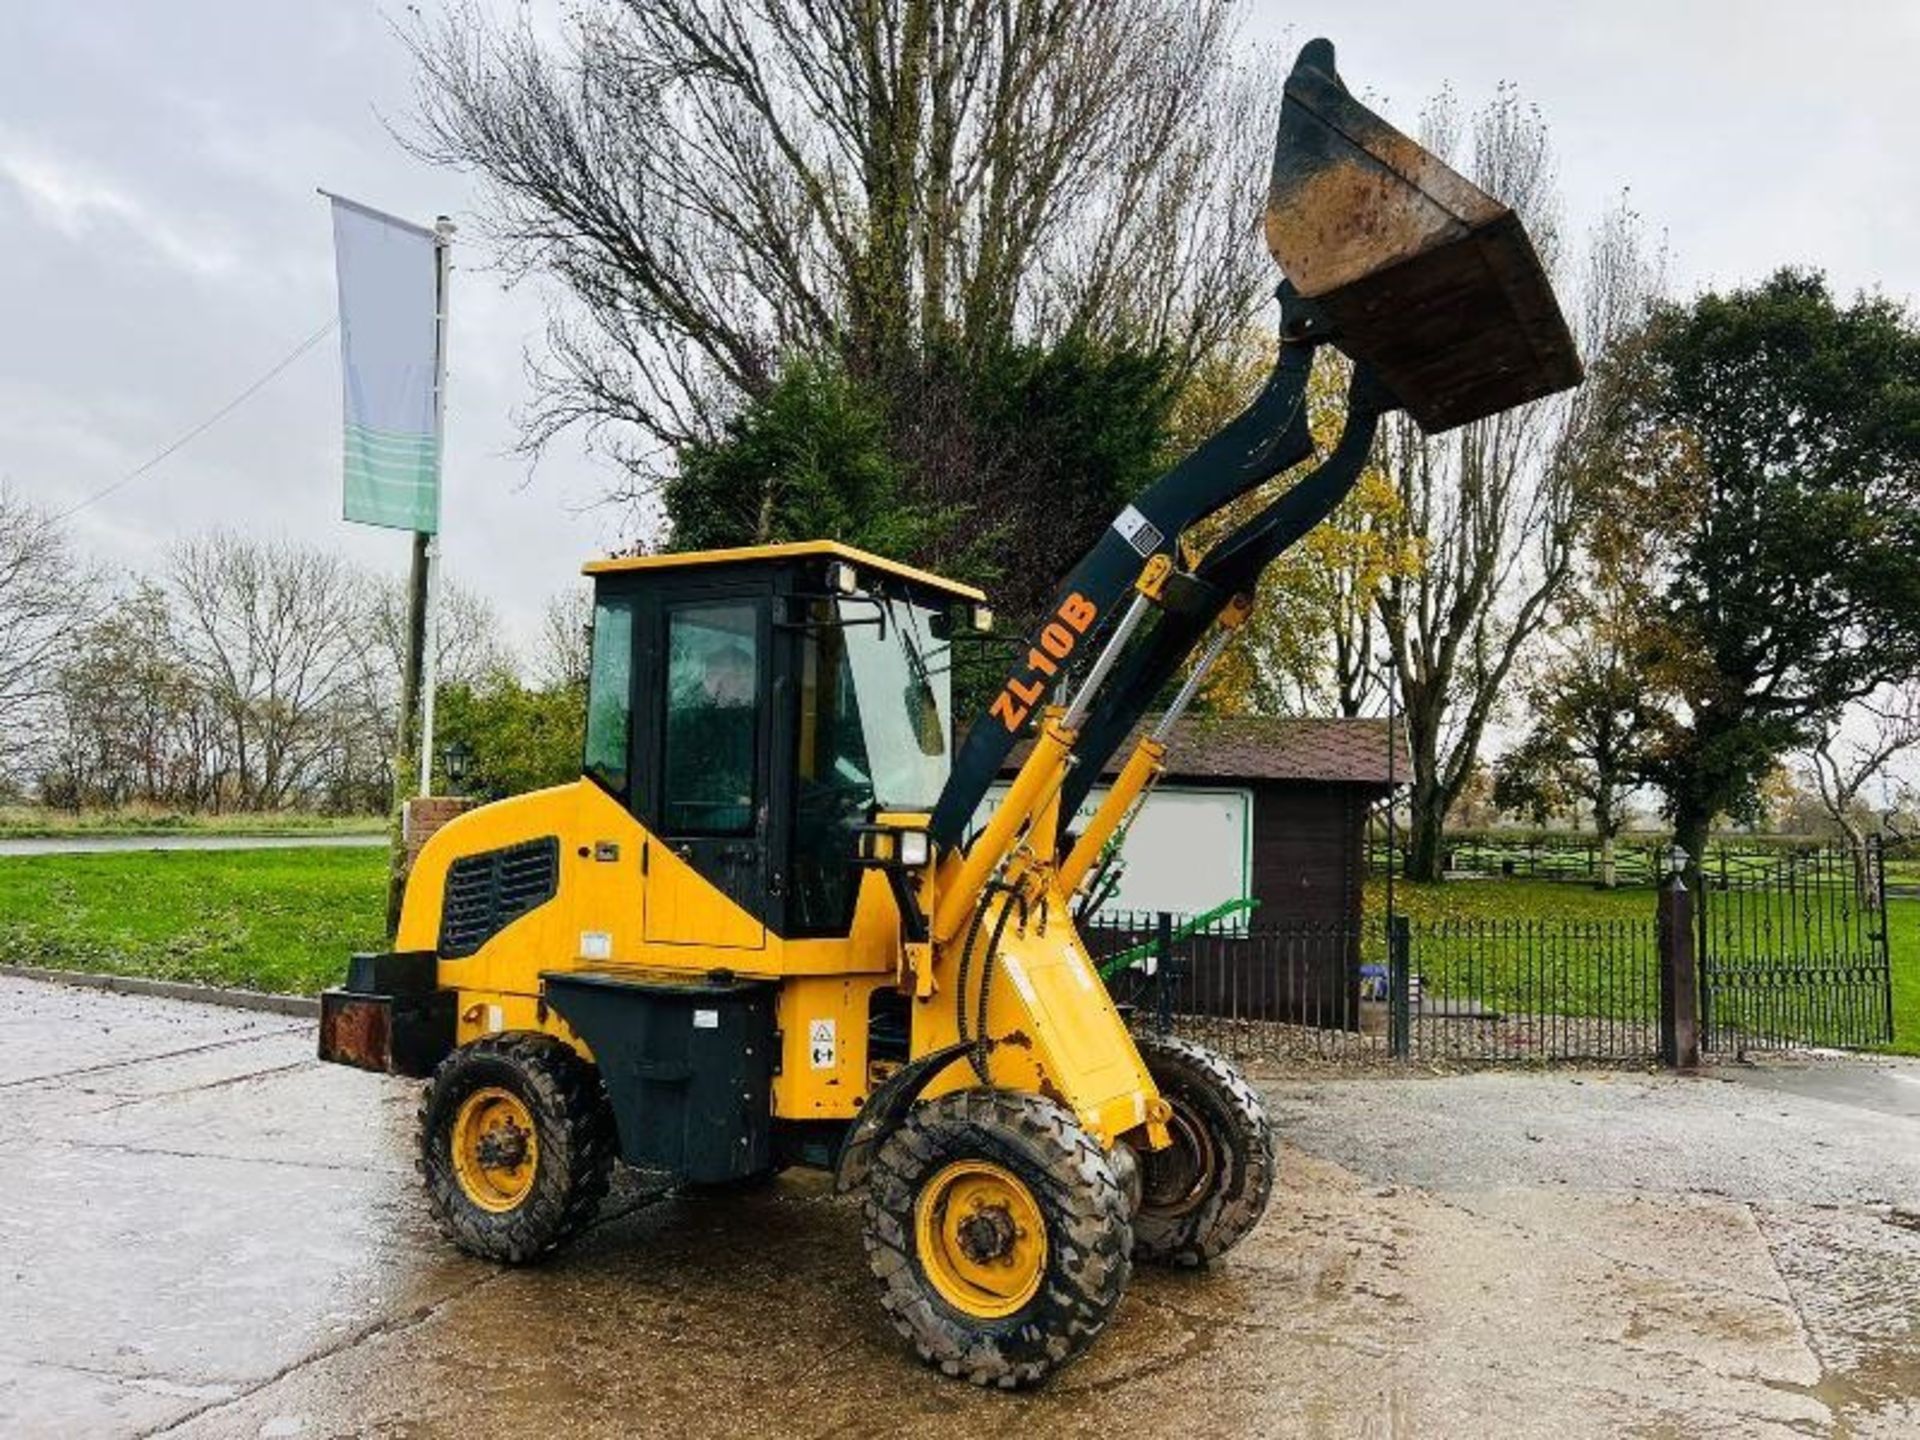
[0,806,385,839]
[0,847,387,995]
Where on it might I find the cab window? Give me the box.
[662,600,761,834]
[583,595,633,797]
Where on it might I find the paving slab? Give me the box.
[0,978,306,1088]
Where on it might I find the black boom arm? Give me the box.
[929,317,1321,845]
[1057,361,1397,824]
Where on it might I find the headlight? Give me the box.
[896,829,931,868]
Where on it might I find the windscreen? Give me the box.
[789,593,953,934]
[838,595,951,809]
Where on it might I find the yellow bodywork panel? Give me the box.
[914,890,1165,1147]
[398,779,1165,1150]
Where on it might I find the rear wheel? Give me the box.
[1131,1034,1274,1267]
[418,1033,616,1263]
[862,1088,1132,1388]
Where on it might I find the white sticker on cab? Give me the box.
[692,1009,720,1029]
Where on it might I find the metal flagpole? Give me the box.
[417,215,455,796]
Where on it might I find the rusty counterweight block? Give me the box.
[1265,39,1583,433]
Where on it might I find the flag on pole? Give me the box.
[327,194,442,533]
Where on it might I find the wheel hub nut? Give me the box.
[476,1123,529,1170]
[956,1204,1017,1264]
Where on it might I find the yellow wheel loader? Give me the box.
[319,39,1580,1386]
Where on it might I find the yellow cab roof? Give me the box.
[583,540,986,603]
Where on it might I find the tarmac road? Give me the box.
[6,974,1920,1439]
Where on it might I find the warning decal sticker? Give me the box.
[1112,504,1163,557]
[808,1018,838,1070]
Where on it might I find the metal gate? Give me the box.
[1698,840,1894,1053]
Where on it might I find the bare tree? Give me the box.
[0,484,94,775]
[168,534,368,810]
[1376,86,1665,879]
[360,573,513,694]
[37,583,207,811]
[1804,683,1920,896]
[537,586,594,691]
[404,0,1279,502]
[337,572,516,807]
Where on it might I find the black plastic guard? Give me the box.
[832,1040,975,1195]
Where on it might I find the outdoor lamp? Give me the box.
[441,738,473,788]
[1666,843,1689,878]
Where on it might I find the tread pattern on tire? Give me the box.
[1130,1033,1275,1268]
[417,1032,616,1264]
[862,1088,1133,1389]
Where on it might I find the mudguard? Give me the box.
[832,1041,976,1195]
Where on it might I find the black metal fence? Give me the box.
[1083,909,1663,1065]
[1084,838,1894,1066]
[1698,840,1894,1053]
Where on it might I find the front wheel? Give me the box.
[1130,1034,1275,1266]
[417,1033,616,1264]
[862,1088,1132,1388]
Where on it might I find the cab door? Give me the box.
[641,591,770,950]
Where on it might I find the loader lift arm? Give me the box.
[1056,359,1397,830]
[926,325,1320,847]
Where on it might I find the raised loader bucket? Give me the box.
[1266,39,1583,432]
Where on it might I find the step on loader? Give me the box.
[319,38,1579,1386]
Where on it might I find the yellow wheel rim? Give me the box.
[913,1160,1048,1319]
[450,1086,539,1213]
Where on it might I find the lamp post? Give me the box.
[441,738,472,793]
[1659,842,1698,1068]
[1666,843,1690,886]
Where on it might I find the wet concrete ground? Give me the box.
[7,974,1920,1439]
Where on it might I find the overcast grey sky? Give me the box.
[4,2,1917,655]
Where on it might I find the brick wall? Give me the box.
[403,795,475,869]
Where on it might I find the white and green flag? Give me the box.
[328,194,442,533]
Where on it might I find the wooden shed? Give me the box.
[997,714,1408,1028]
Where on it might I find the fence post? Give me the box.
[1154,910,1175,1037]
[1388,914,1411,1059]
[1658,850,1700,1068]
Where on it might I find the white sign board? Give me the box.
[976,783,1251,922]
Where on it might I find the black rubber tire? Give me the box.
[418,1033,616,1264]
[863,1088,1133,1388]
[1130,1034,1274,1267]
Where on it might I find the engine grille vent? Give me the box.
[438,836,560,958]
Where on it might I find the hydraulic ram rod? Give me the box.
[1058,621,1240,897]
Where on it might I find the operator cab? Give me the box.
[580,542,988,944]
